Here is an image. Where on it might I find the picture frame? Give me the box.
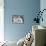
[12,15,24,24]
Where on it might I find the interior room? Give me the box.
[0,0,46,46]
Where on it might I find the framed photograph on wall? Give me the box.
[12,15,24,24]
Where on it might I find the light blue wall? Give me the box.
[40,0,46,27]
[4,0,40,42]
